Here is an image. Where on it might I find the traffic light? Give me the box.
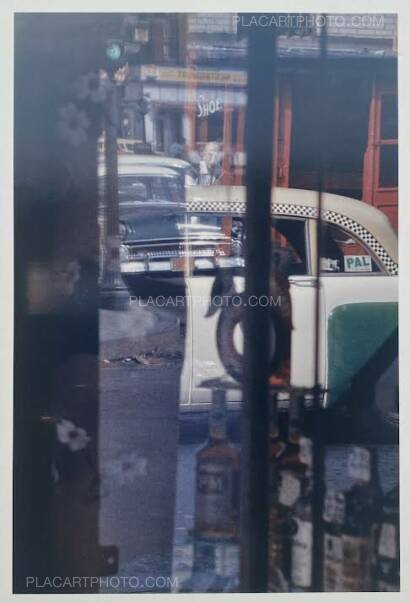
[104,38,144,71]
[105,39,124,63]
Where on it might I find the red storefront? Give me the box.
[179,62,397,230]
[124,14,398,229]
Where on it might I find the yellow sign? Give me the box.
[141,65,247,87]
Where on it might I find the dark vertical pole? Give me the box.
[312,15,328,592]
[100,77,130,310]
[240,20,277,592]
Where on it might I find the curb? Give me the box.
[100,327,183,361]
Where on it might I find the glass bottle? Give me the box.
[194,390,240,541]
[289,445,314,592]
[322,490,346,591]
[375,485,399,591]
[341,446,383,591]
[267,393,312,592]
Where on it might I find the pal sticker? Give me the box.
[344,255,372,272]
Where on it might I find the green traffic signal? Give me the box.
[106,40,123,62]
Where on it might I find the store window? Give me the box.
[379,145,398,189]
[378,94,398,189]
[14,11,399,597]
[380,94,398,140]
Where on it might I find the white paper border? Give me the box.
[1,1,409,602]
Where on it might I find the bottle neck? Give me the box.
[288,393,304,445]
[209,422,227,441]
[269,392,287,441]
[208,390,228,442]
[300,471,313,498]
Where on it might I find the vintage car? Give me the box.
[118,185,398,427]
[97,153,196,187]
[98,156,189,280]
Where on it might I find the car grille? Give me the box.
[126,244,217,261]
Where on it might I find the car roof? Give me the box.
[119,154,191,170]
[98,153,191,172]
[98,163,181,177]
[185,185,398,266]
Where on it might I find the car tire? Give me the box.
[216,291,289,383]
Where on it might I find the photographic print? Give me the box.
[5,2,406,597]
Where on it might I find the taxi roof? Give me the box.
[185,185,398,264]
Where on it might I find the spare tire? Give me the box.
[216,275,292,383]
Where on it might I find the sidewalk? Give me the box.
[98,301,184,575]
[99,302,184,361]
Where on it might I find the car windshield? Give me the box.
[99,174,185,204]
[118,174,184,203]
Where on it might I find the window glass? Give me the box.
[172,216,307,277]
[117,174,185,203]
[14,11,399,596]
[271,219,307,276]
[380,94,398,140]
[379,145,398,189]
[320,223,380,273]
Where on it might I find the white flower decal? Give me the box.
[56,419,91,452]
[105,450,147,486]
[74,71,108,103]
[57,103,90,147]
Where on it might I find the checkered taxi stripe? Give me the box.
[186,199,398,275]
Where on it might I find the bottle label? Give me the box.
[299,437,312,468]
[323,490,345,524]
[342,534,371,591]
[291,519,313,588]
[323,533,343,591]
[196,461,235,528]
[278,471,301,507]
[378,523,396,559]
[347,447,370,482]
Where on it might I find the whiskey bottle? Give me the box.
[375,485,399,591]
[322,490,346,591]
[268,393,312,592]
[194,390,240,541]
[289,441,314,592]
[341,446,383,591]
[267,392,289,592]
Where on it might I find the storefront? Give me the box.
[121,60,397,230]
